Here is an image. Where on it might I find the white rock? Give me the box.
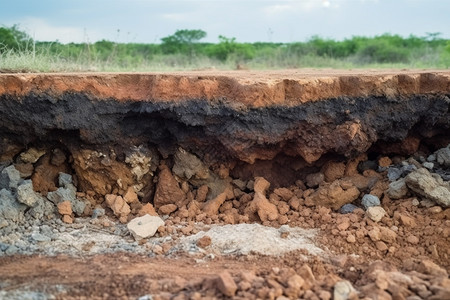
[334,280,357,300]
[366,206,386,222]
[127,214,164,241]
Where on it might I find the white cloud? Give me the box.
[13,18,101,44]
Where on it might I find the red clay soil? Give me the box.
[0,70,449,107]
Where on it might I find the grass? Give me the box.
[1,46,449,73]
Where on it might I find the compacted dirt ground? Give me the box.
[0,70,449,299]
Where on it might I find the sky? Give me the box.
[1,0,449,44]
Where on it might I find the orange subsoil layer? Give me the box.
[0,70,449,107]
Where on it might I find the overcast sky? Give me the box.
[1,0,449,44]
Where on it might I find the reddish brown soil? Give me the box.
[1,70,449,107]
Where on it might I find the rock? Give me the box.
[435,145,450,167]
[138,203,158,216]
[159,203,178,215]
[57,201,72,215]
[306,180,360,210]
[154,165,185,209]
[379,226,397,243]
[62,214,73,224]
[105,194,131,218]
[306,172,324,188]
[16,180,40,207]
[427,154,436,162]
[0,188,26,222]
[14,163,34,178]
[127,214,165,241]
[172,148,209,180]
[387,167,403,182]
[0,165,21,190]
[215,271,237,297]
[26,196,55,219]
[340,203,358,214]
[195,185,209,202]
[368,227,381,241]
[196,235,212,248]
[19,148,46,164]
[273,187,294,201]
[251,192,278,222]
[124,145,155,182]
[253,177,270,194]
[358,160,378,173]
[58,173,73,188]
[322,161,346,182]
[378,156,392,167]
[366,206,386,222]
[397,213,416,227]
[418,259,448,277]
[334,280,357,300]
[202,192,227,216]
[92,207,105,218]
[405,168,450,207]
[422,162,434,170]
[71,149,134,197]
[232,179,246,190]
[123,187,139,203]
[31,232,51,242]
[361,194,380,209]
[406,235,419,244]
[47,185,85,216]
[388,178,408,199]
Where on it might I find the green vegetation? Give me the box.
[1,26,449,72]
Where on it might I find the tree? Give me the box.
[206,35,255,62]
[160,29,206,54]
[0,25,32,52]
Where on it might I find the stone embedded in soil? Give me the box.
[253,177,270,194]
[159,203,178,215]
[322,161,346,182]
[251,192,278,222]
[366,206,386,222]
[18,148,46,164]
[435,145,450,167]
[379,226,397,244]
[306,180,360,210]
[333,280,357,300]
[105,194,131,218]
[172,147,209,181]
[405,168,450,207]
[62,214,73,224]
[127,214,164,241]
[0,188,26,222]
[0,165,21,190]
[16,180,41,207]
[388,178,408,199]
[138,203,158,216]
[202,192,227,216]
[215,271,237,297]
[31,153,69,196]
[340,203,358,214]
[57,201,72,215]
[306,172,325,188]
[361,194,380,210]
[196,235,212,248]
[154,165,185,209]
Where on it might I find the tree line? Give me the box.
[1,26,449,68]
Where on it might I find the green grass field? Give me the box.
[1,26,450,72]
